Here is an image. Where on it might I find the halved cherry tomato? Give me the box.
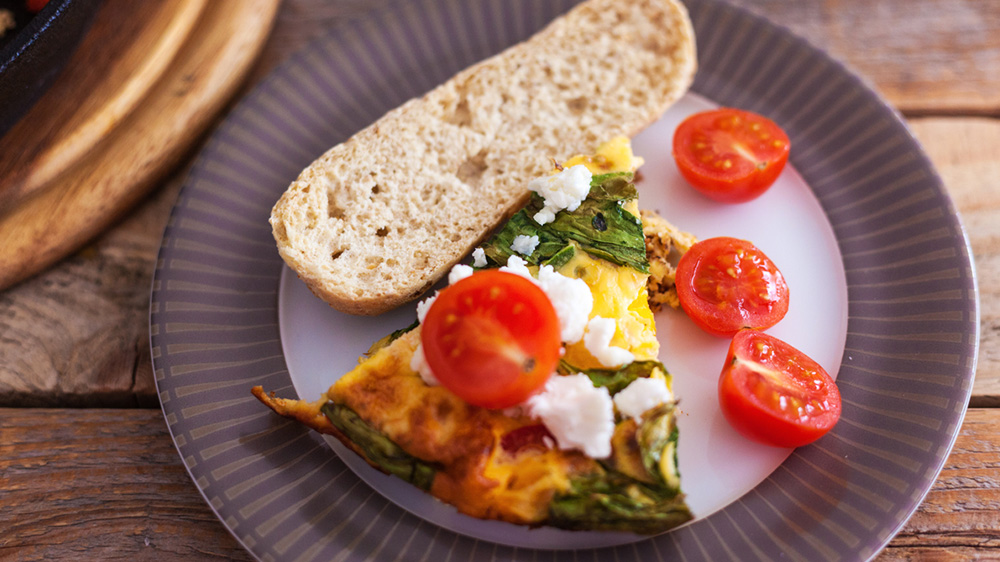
[421,270,561,409]
[676,237,789,337]
[673,108,790,203]
[719,329,841,447]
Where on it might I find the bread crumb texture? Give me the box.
[270,0,697,315]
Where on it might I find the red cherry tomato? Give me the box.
[675,237,789,337]
[719,329,841,448]
[421,270,561,409]
[673,108,790,203]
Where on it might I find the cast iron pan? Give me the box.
[0,0,102,138]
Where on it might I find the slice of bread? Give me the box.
[270,0,697,315]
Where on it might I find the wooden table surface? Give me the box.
[2,0,998,560]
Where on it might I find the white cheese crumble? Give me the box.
[448,264,474,284]
[584,317,635,368]
[472,247,487,268]
[499,254,533,278]
[536,264,591,343]
[416,294,437,324]
[499,256,592,344]
[510,234,539,256]
[613,377,673,420]
[409,343,439,386]
[526,373,615,458]
[528,164,593,225]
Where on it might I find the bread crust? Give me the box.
[270,0,697,315]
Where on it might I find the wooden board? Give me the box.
[0,0,281,291]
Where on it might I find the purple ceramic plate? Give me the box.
[151,0,979,560]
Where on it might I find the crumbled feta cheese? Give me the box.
[528,164,593,225]
[510,234,539,256]
[527,374,614,458]
[536,265,591,343]
[499,255,534,279]
[613,378,673,420]
[472,247,487,268]
[410,343,439,386]
[448,264,474,284]
[584,317,634,368]
[416,293,437,324]
[499,256,592,344]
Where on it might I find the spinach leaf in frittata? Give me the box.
[481,172,649,273]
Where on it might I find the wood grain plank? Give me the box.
[726,0,1000,116]
[0,408,251,561]
[1,407,996,560]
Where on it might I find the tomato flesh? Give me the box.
[676,237,789,337]
[421,270,561,409]
[719,329,841,448]
[501,424,555,454]
[673,108,790,203]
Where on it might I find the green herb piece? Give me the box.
[541,243,576,269]
[559,359,669,396]
[637,402,683,493]
[480,173,649,273]
[549,470,692,534]
[321,402,437,490]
